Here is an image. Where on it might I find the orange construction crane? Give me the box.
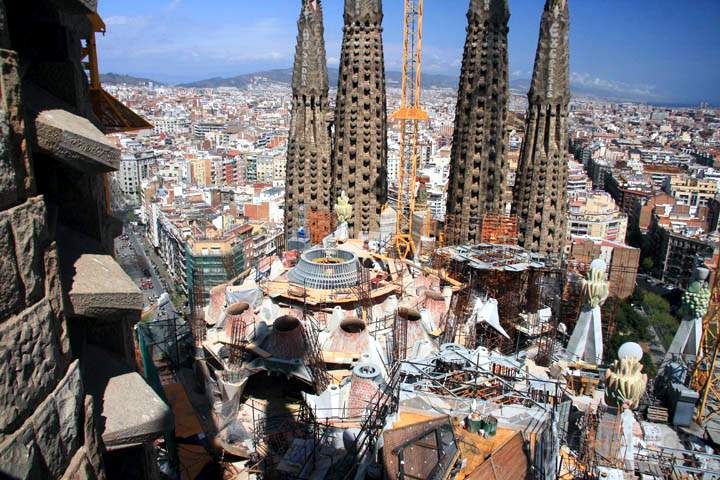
[81,13,152,214]
[691,255,720,425]
[82,13,152,135]
[390,0,428,261]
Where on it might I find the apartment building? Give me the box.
[567,191,628,243]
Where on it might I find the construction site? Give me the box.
[153,215,717,479]
[134,0,720,478]
[0,0,718,478]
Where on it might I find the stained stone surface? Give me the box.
[0,361,90,479]
[84,345,174,448]
[331,0,388,235]
[445,0,510,245]
[0,1,117,477]
[58,225,143,317]
[512,0,570,261]
[35,109,120,173]
[284,0,333,238]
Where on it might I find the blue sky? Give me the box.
[97,0,720,104]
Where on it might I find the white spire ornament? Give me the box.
[566,259,609,365]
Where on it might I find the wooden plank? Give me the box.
[245,343,272,358]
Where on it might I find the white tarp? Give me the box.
[471,297,510,339]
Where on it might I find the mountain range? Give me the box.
[101,68,654,103]
[173,68,461,90]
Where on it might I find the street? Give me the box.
[115,221,176,319]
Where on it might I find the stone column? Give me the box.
[445,0,510,245]
[512,0,571,262]
[284,0,332,239]
[331,0,388,236]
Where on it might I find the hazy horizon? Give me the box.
[97,0,720,105]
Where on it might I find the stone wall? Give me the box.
[0,1,107,477]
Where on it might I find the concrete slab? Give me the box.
[84,345,173,448]
[57,225,143,317]
[35,109,119,173]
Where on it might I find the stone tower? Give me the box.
[284,0,332,239]
[512,0,570,261]
[332,0,388,236]
[445,0,510,245]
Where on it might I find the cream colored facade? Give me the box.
[667,176,717,208]
[272,154,286,180]
[256,156,274,182]
[191,158,213,187]
[567,191,628,243]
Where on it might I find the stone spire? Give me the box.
[512,0,570,261]
[445,0,510,245]
[284,0,332,238]
[331,0,387,236]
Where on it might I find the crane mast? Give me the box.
[691,255,720,424]
[391,0,428,260]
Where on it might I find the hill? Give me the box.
[100,72,162,86]
[179,68,459,90]
[116,67,655,103]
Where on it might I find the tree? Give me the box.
[641,291,670,315]
[642,257,654,272]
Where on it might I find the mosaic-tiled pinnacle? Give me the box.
[512,0,571,261]
[331,0,388,235]
[445,0,510,244]
[284,0,332,238]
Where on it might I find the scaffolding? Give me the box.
[440,289,473,346]
[690,253,720,425]
[190,262,207,352]
[327,364,402,479]
[392,311,409,363]
[353,263,373,322]
[300,319,331,393]
[478,214,519,245]
[562,258,641,363]
[306,208,335,246]
[399,350,565,408]
[248,399,326,479]
[534,268,564,366]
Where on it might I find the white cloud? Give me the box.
[97,12,299,78]
[570,72,657,98]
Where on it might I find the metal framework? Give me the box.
[328,364,402,479]
[690,255,720,425]
[478,213,519,245]
[190,261,207,353]
[391,0,428,260]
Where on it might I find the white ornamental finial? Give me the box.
[334,190,353,224]
[582,259,609,308]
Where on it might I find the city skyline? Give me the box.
[97,0,720,105]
